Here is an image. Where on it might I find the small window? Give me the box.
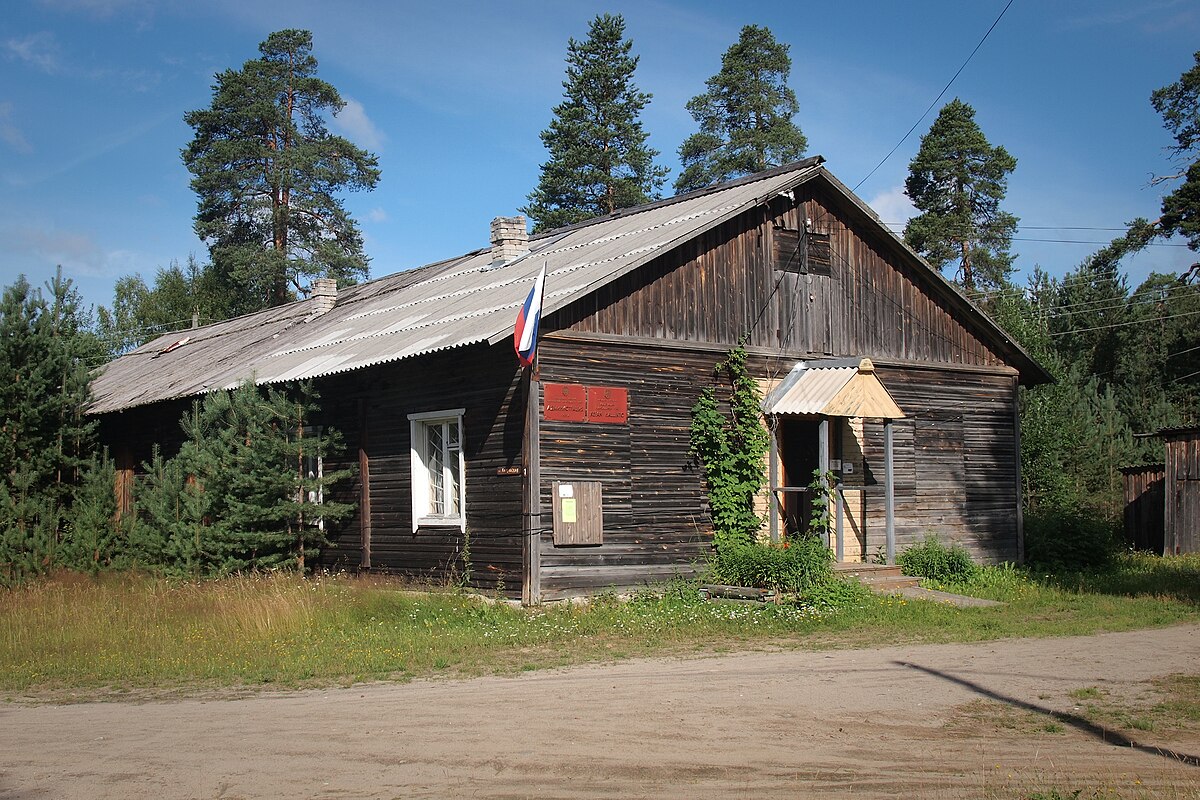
[408,409,466,532]
[806,231,833,275]
[774,228,803,273]
[773,226,832,276]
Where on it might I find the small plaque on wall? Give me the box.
[586,386,628,424]
[544,383,587,422]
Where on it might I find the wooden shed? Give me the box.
[1162,427,1200,555]
[1120,463,1165,553]
[89,158,1050,601]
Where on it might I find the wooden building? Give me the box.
[1120,427,1200,556]
[90,158,1050,601]
[1162,427,1200,555]
[1120,464,1166,553]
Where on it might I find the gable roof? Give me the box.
[88,157,1047,415]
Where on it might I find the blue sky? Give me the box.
[2,0,1198,311]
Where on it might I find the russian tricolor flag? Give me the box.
[514,265,546,368]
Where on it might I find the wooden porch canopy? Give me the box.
[761,357,904,563]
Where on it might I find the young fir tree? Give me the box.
[133,382,354,576]
[63,450,129,573]
[674,25,807,194]
[183,30,380,313]
[523,14,668,233]
[903,99,1018,293]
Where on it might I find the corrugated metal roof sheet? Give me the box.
[762,357,905,419]
[89,159,826,414]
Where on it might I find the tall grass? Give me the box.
[1,555,1198,697]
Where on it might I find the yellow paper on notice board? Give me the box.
[561,497,577,523]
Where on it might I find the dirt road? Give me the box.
[2,625,1198,799]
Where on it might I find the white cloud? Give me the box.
[366,207,388,223]
[0,103,32,154]
[866,185,917,231]
[5,32,62,74]
[331,97,386,151]
[1,223,143,279]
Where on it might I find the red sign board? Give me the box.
[586,386,628,424]
[543,383,628,424]
[543,383,587,422]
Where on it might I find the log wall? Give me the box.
[535,338,720,599]
[97,343,526,593]
[558,182,1010,371]
[1164,429,1200,555]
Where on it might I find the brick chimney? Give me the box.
[310,277,337,315]
[490,215,529,265]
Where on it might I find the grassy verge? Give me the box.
[1,553,1197,698]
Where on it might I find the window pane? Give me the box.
[447,447,461,516]
[448,419,460,451]
[426,422,445,514]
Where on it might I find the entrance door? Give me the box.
[778,418,821,537]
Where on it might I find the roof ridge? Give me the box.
[528,156,826,241]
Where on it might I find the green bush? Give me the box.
[707,535,833,593]
[898,534,978,583]
[1025,509,1117,571]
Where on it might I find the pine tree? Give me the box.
[674,25,807,194]
[523,14,668,233]
[1151,51,1200,259]
[183,30,380,312]
[903,99,1018,292]
[0,270,99,581]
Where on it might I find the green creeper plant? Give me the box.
[807,468,836,540]
[690,347,769,548]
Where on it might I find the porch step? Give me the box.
[833,562,922,591]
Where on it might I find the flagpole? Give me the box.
[518,265,545,605]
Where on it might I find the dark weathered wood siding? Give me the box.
[859,366,1020,562]
[558,181,1010,371]
[535,338,719,599]
[1121,464,1166,553]
[1164,429,1200,555]
[97,343,525,593]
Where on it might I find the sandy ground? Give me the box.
[2,625,1199,799]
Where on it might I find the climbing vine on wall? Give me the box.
[689,346,769,549]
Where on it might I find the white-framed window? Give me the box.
[408,409,466,532]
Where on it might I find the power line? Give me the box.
[1010,237,1188,247]
[1167,343,1200,359]
[1171,367,1200,384]
[1047,307,1200,336]
[881,222,1188,247]
[853,0,1015,192]
[888,221,1137,231]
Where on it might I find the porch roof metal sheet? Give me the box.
[88,158,826,414]
[762,357,905,419]
[763,360,859,416]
